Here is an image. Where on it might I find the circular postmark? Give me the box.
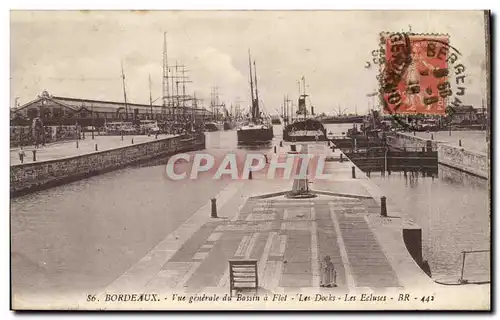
[369,32,469,131]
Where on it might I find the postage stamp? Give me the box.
[378,32,469,128]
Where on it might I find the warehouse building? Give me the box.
[11,90,212,126]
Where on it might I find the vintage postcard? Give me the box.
[10,10,491,311]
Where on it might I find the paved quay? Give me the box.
[102,143,434,298]
[407,130,487,154]
[10,134,176,165]
[15,140,488,310]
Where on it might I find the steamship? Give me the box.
[283,77,327,143]
[237,51,274,144]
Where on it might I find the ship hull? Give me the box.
[204,123,219,132]
[320,116,365,124]
[237,127,274,144]
[282,132,328,142]
[223,121,235,130]
[283,118,328,143]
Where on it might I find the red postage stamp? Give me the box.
[381,33,451,115]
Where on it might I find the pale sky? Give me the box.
[10,10,488,115]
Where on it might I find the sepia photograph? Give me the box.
[9,9,491,311]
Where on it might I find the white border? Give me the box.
[2,1,498,319]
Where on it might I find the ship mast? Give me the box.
[248,50,255,120]
[192,91,197,123]
[302,76,306,120]
[302,76,306,97]
[288,96,292,123]
[298,76,308,120]
[253,60,260,120]
[283,95,286,125]
[149,73,153,118]
[121,60,128,121]
[162,32,170,118]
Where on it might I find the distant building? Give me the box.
[11,90,212,126]
[450,105,478,124]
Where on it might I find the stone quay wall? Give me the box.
[386,132,440,152]
[387,132,488,179]
[438,144,489,179]
[10,133,206,197]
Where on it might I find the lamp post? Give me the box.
[91,105,95,140]
[384,146,388,174]
[75,119,79,148]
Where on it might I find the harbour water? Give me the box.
[11,124,489,297]
[370,169,489,280]
[323,123,490,281]
[10,127,277,296]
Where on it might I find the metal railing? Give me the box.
[458,250,490,284]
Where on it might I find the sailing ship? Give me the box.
[206,87,235,131]
[222,104,235,130]
[283,77,327,143]
[237,51,274,144]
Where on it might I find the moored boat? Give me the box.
[237,51,274,145]
[237,122,274,144]
[204,122,221,132]
[283,118,327,142]
[282,77,327,143]
[223,119,235,130]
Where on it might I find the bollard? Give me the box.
[32,150,37,162]
[121,134,124,141]
[211,198,217,218]
[248,170,253,180]
[459,139,462,147]
[381,196,387,217]
[274,146,277,153]
[131,138,134,144]
[431,133,434,140]
[76,140,79,149]
[280,141,283,147]
[351,166,356,179]
[95,144,98,151]
[340,153,343,163]
[413,131,416,136]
